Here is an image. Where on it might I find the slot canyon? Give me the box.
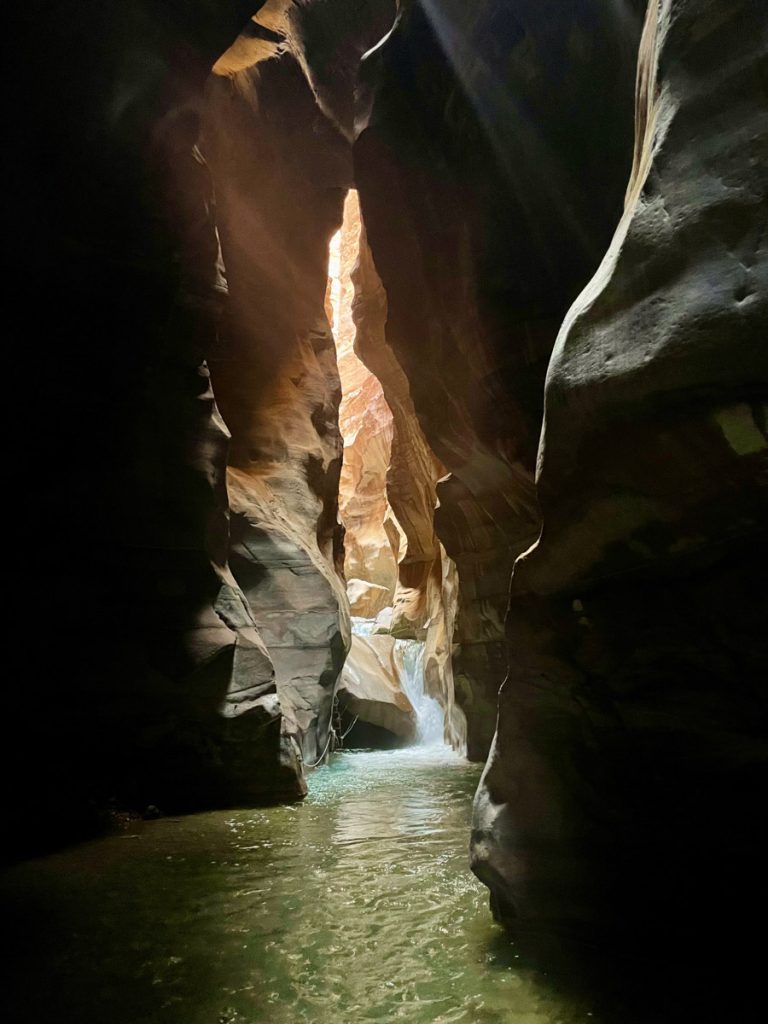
[4,2,767,1022]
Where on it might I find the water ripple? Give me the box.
[0,748,594,1024]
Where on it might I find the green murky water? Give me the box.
[1,748,593,1023]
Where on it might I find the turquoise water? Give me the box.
[1,748,594,1023]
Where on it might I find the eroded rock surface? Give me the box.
[353,0,642,758]
[205,3,395,765]
[334,191,466,748]
[332,195,399,620]
[10,3,316,852]
[337,634,417,740]
[472,0,768,942]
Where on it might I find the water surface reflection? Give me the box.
[1,748,594,1023]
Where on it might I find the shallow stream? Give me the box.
[1,747,594,1023]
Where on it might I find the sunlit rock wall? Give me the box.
[351,219,448,645]
[334,192,467,749]
[472,0,768,940]
[331,194,399,620]
[205,1,396,766]
[207,33,340,765]
[353,0,642,758]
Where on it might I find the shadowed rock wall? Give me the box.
[9,2,314,854]
[471,0,768,949]
[353,0,642,758]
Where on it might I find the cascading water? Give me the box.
[350,617,446,747]
[394,639,446,746]
[350,616,377,637]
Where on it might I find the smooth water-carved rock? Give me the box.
[334,191,466,749]
[354,0,641,759]
[227,451,349,765]
[337,634,417,741]
[205,6,394,765]
[9,3,317,852]
[472,0,768,940]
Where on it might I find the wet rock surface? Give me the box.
[336,634,417,740]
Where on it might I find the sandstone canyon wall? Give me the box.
[337,634,417,743]
[10,2,313,854]
[331,194,399,623]
[471,0,768,948]
[203,1,396,765]
[204,40,350,768]
[333,190,465,748]
[12,14,767,999]
[353,0,643,759]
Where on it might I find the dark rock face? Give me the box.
[353,0,642,758]
[472,0,768,950]
[9,3,311,853]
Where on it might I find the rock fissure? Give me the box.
[9,2,768,1016]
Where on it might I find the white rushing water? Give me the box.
[394,639,446,747]
[350,616,378,637]
[350,617,446,748]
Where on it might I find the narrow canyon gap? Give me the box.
[5,2,767,1023]
[328,188,465,753]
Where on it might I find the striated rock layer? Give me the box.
[472,0,768,951]
[205,2,395,765]
[334,190,466,748]
[337,634,417,741]
[9,2,313,853]
[353,0,642,758]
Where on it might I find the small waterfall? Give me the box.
[350,616,378,637]
[350,618,446,747]
[395,640,446,747]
